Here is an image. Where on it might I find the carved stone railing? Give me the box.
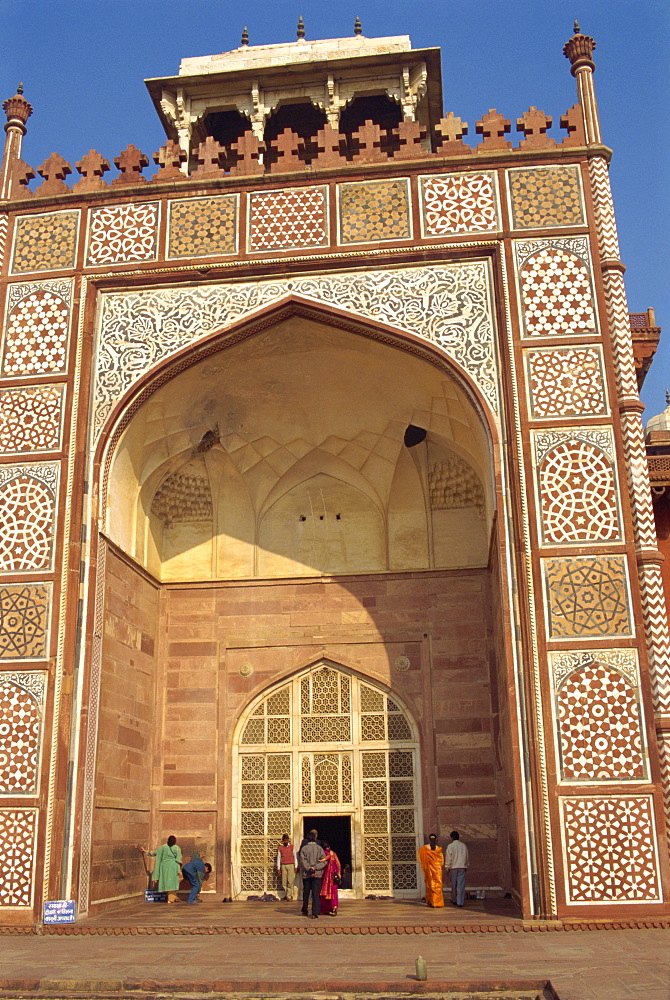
[1,104,590,201]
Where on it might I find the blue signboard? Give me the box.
[145,889,167,902]
[43,899,76,924]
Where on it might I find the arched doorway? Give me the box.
[232,662,421,898]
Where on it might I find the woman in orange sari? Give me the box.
[418,834,444,907]
[319,841,342,915]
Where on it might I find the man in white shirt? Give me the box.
[444,830,469,907]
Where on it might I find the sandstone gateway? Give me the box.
[0,23,668,925]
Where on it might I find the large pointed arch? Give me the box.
[96,294,501,518]
[98,295,500,580]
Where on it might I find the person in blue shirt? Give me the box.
[182,851,206,904]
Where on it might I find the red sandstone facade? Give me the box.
[0,24,668,926]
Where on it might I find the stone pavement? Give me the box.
[0,899,668,1000]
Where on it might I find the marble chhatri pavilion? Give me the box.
[0,20,668,925]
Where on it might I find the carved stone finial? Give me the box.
[297,15,305,39]
[3,87,33,128]
[563,24,596,74]
[241,26,249,46]
[354,16,362,35]
[574,20,581,34]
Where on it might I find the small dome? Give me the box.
[646,390,670,436]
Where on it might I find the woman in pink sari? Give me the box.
[319,841,341,915]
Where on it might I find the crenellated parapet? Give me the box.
[0,103,600,201]
[0,24,615,203]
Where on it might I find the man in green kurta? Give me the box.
[140,836,182,903]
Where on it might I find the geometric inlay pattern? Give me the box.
[249,187,328,252]
[2,280,72,376]
[551,651,645,781]
[0,385,65,454]
[525,347,608,418]
[543,555,632,638]
[168,195,238,258]
[561,796,661,902]
[429,457,484,511]
[535,429,620,543]
[508,166,584,229]
[0,808,37,905]
[0,583,51,660]
[94,261,499,436]
[338,179,410,244]
[0,214,7,267]
[86,203,159,266]
[11,211,79,273]
[420,171,500,236]
[0,464,59,571]
[0,672,46,795]
[516,238,596,337]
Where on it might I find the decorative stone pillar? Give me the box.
[0,84,32,199]
[563,23,601,145]
[159,89,197,174]
[573,26,670,852]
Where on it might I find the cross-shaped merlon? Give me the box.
[113,144,149,185]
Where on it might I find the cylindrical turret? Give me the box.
[0,84,33,200]
[563,21,601,145]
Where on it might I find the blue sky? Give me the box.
[1,0,668,418]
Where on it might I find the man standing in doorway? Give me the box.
[445,830,469,907]
[299,830,326,918]
[276,833,298,901]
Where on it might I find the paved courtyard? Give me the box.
[0,898,668,1000]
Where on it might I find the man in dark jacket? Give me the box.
[298,831,326,918]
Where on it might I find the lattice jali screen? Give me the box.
[361,686,412,742]
[301,667,351,742]
[300,752,353,805]
[361,748,418,891]
[240,684,291,745]
[239,752,292,892]
[235,665,420,896]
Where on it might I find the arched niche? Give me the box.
[105,311,494,582]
